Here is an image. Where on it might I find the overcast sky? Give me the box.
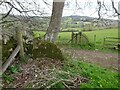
[0,0,119,20]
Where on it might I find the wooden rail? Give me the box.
[1,45,20,74]
[32,29,80,32]
[103,37,120,49]
[60,30,79,32]
[105,37,120,39]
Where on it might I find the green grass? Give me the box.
[63,59,119,88]
[57,28,118,46]
[56,32,71,43]
[33,28,119,53]
[49,57,119,88]
[84,28,118,44]
[33,28,118,44]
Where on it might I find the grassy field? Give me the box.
[58,28,118,44]
[84,28,118,44]
[33,28,119,53]
[34,28,118,44]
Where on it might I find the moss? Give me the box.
[32,41,64,61]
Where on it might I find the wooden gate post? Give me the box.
[75,33,77,44]
[16,28,25,61]
[79,32,82,45]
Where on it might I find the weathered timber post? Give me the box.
[103,37,106,48]
[75,33,78,44]
[94,35,96,49]
[71,32,74,43]
[79,32,82,45]
[16,29,25,61]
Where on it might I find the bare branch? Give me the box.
[4,1,22,13]
[42,0,52,6]
[111,0,120,15]
[97,0,102,19]
[2,7,13,20]
[102,1,108,11]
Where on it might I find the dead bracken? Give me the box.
[2,58,88,88]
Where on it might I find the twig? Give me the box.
[46,79,62,89]
[46,79,74,89]
[62,82,71,89]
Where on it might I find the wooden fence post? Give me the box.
[103,37,106,48]
[79,32,82,45]
[71,32,74,43]
[94,35,96,49]
[16,29,25,61]
[75,33,77,44]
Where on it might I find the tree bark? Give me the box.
[45,0,65,42]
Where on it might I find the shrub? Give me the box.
[32,41,64,60]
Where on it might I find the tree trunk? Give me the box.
[45,0,65,42]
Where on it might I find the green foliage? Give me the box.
[33,31,41,38]
[33,31,45,38]
[63,59,119,88]
[51,82,63,89]
[48,57,118,88]
[33,41,64,60]
[8,65,19,74]
[3,74,14,84]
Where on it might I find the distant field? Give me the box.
[33,28,118,45]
